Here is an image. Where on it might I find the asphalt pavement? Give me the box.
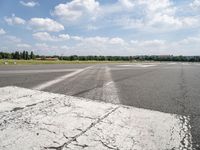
[1,62,200,148]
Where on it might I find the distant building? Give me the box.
[35,57,59,61]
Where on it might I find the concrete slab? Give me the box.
[0,86,192,150]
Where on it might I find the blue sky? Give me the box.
[0,0,200,56]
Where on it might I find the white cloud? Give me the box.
[34,43,63,54]
[67,36,129,55]
[190,0,200,9]
[33,35,128,55]
[138,40,165,46]
[35,43,48,48]
[29,18,64,32]
[5,35,21,43]
[33,32,54,41]
[82,36,109,43]
[179,36,200,44]
[17,43,31,48]
[58,34,70,40]
[0,28,6,35]
[60,45,69,49]
[148,13,199,29]
[72,36,125,45]
[114,17,145,29]
[20,1,39,7]
[130,39,165,48]
[13,35,200,56]
[109,37,125,45]
[106,0,200,31]
[52,0,100,22]
[50,0,200,32]
[87,25,98,30]
[138,0,173,12]
[119,0,134,9]
[71,36,83,41]
[4,14,26,25]
[127,39,169,55]
[33,32,70,41]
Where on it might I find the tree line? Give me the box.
[1,51,200,62]
[0,51,35,60]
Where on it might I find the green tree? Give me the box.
[14,51,20,59]
[30,51,35,59]
[25,51,29,60]
[22,51,26,59]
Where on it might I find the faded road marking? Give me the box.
[118,64,157,67]
[32,66,93,90]
[0,69,78,74]
[102,66,120,104]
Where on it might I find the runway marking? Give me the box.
[167,62,177,65]
[102,67,120,104]
[0,69,78,74]
[32,66,93,90]
[82,66,120,104]
[118,64,157,67]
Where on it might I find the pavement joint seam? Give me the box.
[44,106,120,150]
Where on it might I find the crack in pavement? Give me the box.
[1,86,194,150]
[1,91,39,102]
[44,106,120,150]
[0,96,69,131]
[99,139,119,150]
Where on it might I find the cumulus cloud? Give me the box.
[34,43,62,54]
[119,0,134,9]
[50,0,200,32]
[28,18,64,32]
[131,40,165,47]
[52,0,100,22]
[0,28,6,35]
[20,1,39,7]
[179,36,200,44]
[67,36,129,55]
[33,32,70,41]
[140,0,199,29]
[71,36,83,41]
[109,37,125,45]
[148,14,199,30]
[4,14,26,25]
[190,0,200,9]
[103,0,200,31]
[35,43,48,48]
[17,43,31,48]
[2,0,200,56]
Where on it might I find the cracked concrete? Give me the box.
[0,86,192,150]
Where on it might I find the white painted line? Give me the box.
[137,64,156,67]
[102,66,120,104]
[81,66,120,104]
[110,67,147,70]
[167,62,177,65]
[118,64,156,67]
[0,69,78,74]
[32,66,93,90]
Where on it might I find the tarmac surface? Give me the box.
[0,86,192,150]
[1,62,200,148]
